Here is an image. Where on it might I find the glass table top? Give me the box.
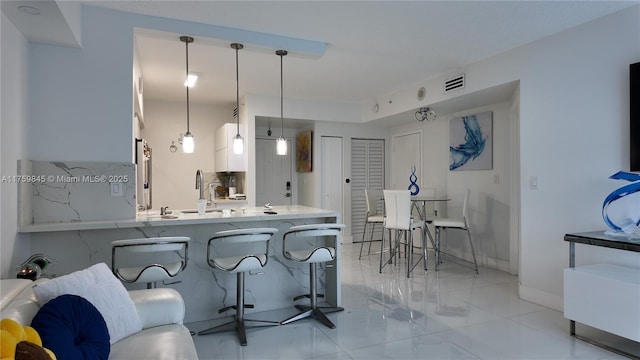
[565,230,640,252]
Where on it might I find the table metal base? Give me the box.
[570,320,640,359]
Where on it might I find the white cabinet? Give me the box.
[212,199,248,209]
[215,123,246,172]
[564,264,640,342]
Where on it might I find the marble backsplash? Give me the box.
[18,160,135,225]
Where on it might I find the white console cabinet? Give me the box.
[564,231,640,358]
[564,264,640,341]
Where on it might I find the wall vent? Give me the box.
[444,73,465,93]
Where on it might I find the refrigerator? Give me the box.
[135,138,152,210]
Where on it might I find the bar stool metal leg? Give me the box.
[281,263,343,329]
[198,272,278,345]
[281,223,345,329]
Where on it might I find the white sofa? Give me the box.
[0,278,198,360]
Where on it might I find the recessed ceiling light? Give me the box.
[17,5,41,15]
[417,87,426,101]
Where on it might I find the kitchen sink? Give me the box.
[142,214,179,220]
[180,209,219,214]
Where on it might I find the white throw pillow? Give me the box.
[32,262,142,344]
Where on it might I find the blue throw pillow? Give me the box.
[31,294,110,360]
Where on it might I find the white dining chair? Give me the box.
[411,187,437,248]
[379,190,426,278]
[359,188,384,259]
[432,189,479,274]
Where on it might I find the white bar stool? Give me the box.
[198,227,279,346]
[281,223,345,329]
[111,236,190,289]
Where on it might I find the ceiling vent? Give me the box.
[444,73,465,93]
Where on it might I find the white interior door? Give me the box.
[391,131,422,190]
[391,130,422,243]
[351,138,385,243]
[321,136,343,217]
[256,138,292,206]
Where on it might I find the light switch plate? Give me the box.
[110,182,123,197]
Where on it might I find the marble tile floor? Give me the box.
[186,243,639,360]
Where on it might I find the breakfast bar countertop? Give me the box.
[25,204,342,323]
[18,205,338,233]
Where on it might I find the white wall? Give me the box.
[1,14,30,278]
[132,40,143,141]
[245,93,389,239]
[142,100,230,210]
[5,3,639,309]
[244,93,363,207]
[444,102,513,271]
[373,6,640,310]
[517,7,640,309]
[27,7,134,162]
[23,5,342,164]
[310,121,391,240]
[389,100,515,273]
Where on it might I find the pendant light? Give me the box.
[276,50,288,156]
[180,36,195,154]
[231,43,244,155]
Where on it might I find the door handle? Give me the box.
[285,193,291,197]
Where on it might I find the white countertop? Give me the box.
[18,205,339,233]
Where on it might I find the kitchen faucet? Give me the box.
[195,169,205,200]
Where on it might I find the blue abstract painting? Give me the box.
[449,111,492,171]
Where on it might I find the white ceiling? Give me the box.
[4,1,638,114]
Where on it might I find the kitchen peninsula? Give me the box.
[20,205,341,323]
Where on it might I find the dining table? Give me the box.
[410,194,451,249]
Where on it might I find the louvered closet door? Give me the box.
[351,139,385,243]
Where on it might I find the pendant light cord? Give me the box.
[278,50,287,137]
[185,38,191,134]
[178,36,195,153]
[275,50,288,156]
[236,45,240,135]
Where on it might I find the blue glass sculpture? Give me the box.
[408,165,420,195]
[602,171,640,233]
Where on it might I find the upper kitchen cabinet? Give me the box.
[215,123,246,172]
